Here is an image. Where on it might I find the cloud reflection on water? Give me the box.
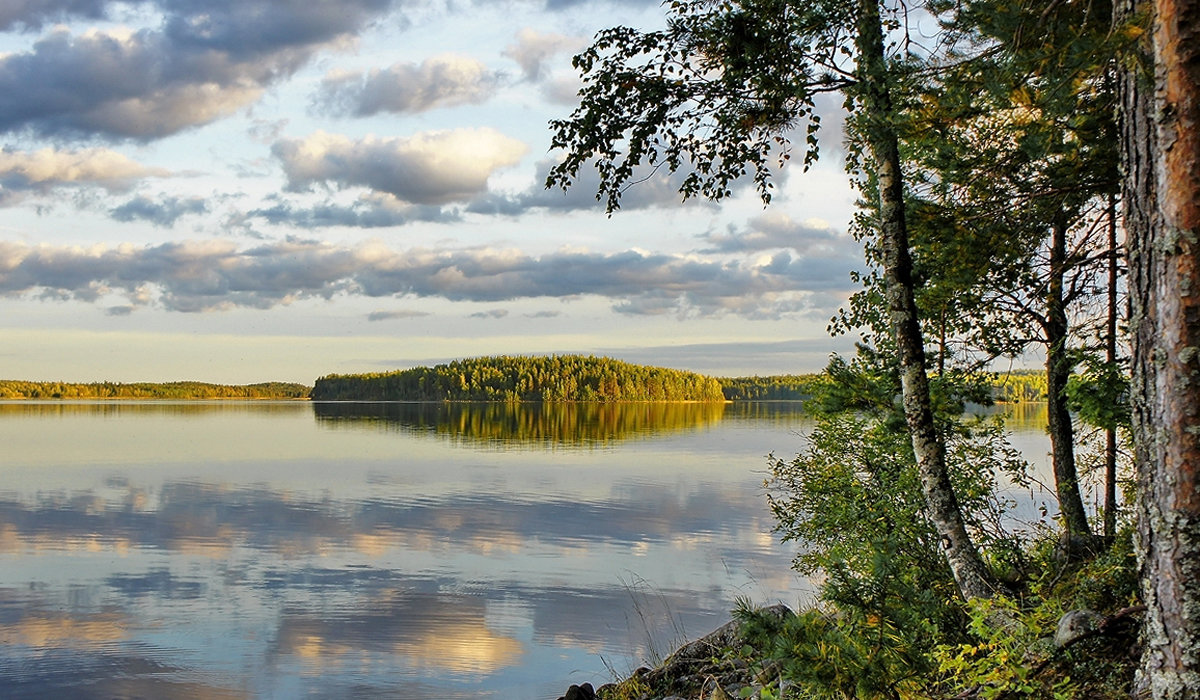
[0,401,807,698]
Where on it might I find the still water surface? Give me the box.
[0,401,822,699]
[0,401,1053,699]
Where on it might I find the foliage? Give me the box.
[934,533,1140,699]
[0,380,310,400]
[546,0,854,213]
[760,353,1037,698]
[311,354,726,402]
[1066,358,1131,430]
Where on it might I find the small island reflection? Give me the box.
[312,401,745,449]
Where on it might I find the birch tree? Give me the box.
[547,0,998,600]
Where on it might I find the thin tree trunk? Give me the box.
[854,0,996,601]
[1119,0,1200,695]
[1045,217,1093,541]
[1105,193,1120,540]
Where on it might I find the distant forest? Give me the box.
[0,380,311,400]
[0,361,1050,403]
[311,355,727,402]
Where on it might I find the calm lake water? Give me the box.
[0,401,1055,699]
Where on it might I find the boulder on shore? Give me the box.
[557,604,794,700]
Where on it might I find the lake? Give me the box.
[0,401,1055,699]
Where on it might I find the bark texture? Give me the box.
[854,0,995,601]
[1120,0,1200,695]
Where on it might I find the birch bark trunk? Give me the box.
[853,0,996,602]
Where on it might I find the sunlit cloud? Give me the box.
[0,147,167,203]
[273,129,529,205]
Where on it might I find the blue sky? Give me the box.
[0,0,861,383]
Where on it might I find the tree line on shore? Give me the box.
[1,363,1053,404]
[0,380,311,400]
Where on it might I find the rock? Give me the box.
[557,682,597,700]
[558,605,794,700]
[668,604,794,664]
[1054,609,1103,647]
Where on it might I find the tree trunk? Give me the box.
[1119,0,1200,695]
[854,0,996,602]
[1105,194,1120,540]
[1045,217,1094,541]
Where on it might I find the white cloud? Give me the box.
[273,129,529,205]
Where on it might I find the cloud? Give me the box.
[469,309,509,319]
[0,0,115,32]
[542,0,661,9]
[0,147,166,203]
[0,0,395,140]
[272,129,528,205]
[110,195,208,227]
[0,238,857,317]
[367,309,430,321]
[540,73,583,105]
[699,212,846,253]
[314,55,501,116]
[503,28,585,82]
[467,156,704,216]
[243,192,459,229]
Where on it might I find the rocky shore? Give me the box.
[556,604,794,700]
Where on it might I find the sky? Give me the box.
[0,0,863,384]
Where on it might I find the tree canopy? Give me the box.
[310,355,726,402]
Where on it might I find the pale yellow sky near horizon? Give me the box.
[0,328,856,384]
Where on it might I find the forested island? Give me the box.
[310,354,727,402]
[0,380,311,400]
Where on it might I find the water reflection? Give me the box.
[0,399,1053,698]
[313,400,730,448]
[0,399,308,418]
[0,401,805,699]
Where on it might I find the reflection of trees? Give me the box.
[312,401,730,448]
[0,401,310,419]
[719,401,809,425]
